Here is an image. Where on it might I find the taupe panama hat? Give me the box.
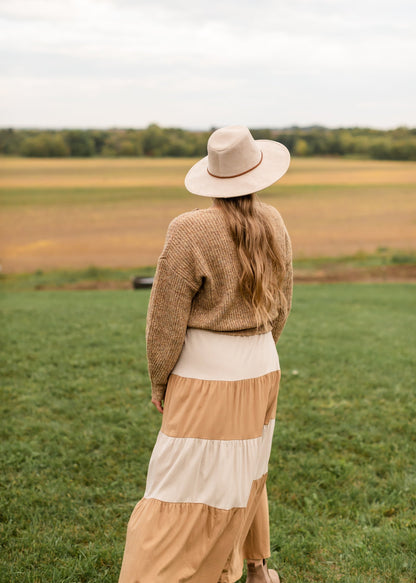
[185,125,290,198]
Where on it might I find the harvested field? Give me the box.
[0,157,415,274]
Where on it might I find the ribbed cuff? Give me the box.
[151,384,166,402]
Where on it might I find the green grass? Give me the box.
[1,248,415,293]
[0,186,189,207]
[0,265,156,292]
[1,183,415,207]
[293,248,416,270]
[1,284,415,582]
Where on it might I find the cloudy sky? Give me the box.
[1,0,415,129]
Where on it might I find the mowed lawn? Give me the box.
[0,157,416,273]
[1,284,415,582]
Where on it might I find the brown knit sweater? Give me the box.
[145,200,293,401]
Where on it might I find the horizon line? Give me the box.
[1,123,414,132]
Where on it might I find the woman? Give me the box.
[118,125,293,583]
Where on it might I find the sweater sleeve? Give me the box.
[145,216,201,401]
[271,228,293,344]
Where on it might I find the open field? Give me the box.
[1,258,416,292]
[0,157,415,274]
[1,284,415,582]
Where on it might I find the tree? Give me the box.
[64,130,95,156]
[294,138,309,156]
[142,124,165,156]
[21,133,70,157]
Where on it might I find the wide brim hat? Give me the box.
[185,125,290,198]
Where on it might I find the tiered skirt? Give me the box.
[118,327,281,583]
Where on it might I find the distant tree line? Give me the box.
[0,124,415,160]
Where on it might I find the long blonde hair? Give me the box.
[213,193,287,330]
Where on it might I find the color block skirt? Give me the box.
[118,327,281,583]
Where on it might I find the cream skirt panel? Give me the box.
[171,327,280,380]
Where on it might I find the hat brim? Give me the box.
[184,140,290,198]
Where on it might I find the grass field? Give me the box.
[1,157,415,274]
[1,284,415,582]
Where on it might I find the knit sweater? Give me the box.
[145,200,293,401]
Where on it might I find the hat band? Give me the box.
[207,150,263,179]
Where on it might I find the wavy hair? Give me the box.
[213,193,287,330]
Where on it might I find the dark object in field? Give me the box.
[132,276,154,289]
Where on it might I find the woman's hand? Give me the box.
[151,398,164,414]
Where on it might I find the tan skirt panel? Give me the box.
[219,479,271,582]
[242,481,271,560]
[162,370,281,440]
[118,474,268,583]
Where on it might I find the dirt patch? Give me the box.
[32,264,416,290]
[294,264,416,283]
[34,280,134,290]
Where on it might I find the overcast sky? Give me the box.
[1,0,415,129]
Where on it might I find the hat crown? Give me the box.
[207,126,262,178]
